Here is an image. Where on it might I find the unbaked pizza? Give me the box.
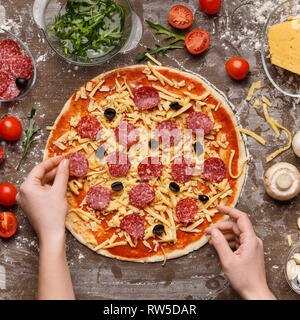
[44,62,247,263]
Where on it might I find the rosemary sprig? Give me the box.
[17,106,41,171]
[136,44,184,62]
[146,20,186,44]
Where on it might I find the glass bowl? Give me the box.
[0,28,37,103]
[33,0,138,66]
[284,241,300,294]
[261,0,300,98]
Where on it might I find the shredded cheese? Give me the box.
[262,104,280,137]
[228,150,249,179]
[266,120,292,163]
[145,53,162,66]
[239,127,266,145]
[246,81,261,101]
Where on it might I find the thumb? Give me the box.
[53,159,69,193]
[210,228,234,266]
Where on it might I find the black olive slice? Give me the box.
[198,195,209,202]
[153,224,165,235]
[111,181,124,191]
[16,78,28,89]
[96,146,106,159]
[170,101,182,111]
[169,182,180,192]
[193,141,203,156]
[104,108,116,120]
[149,139,159,149]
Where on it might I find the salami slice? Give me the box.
[176,198,198,224]
[0,71,9,95]
[77,115,102,140]
[134,86,160,110]
[186,111,214,135]
[0,74,20,100]
[138,156,163,181]
[115,121,139,148]
[156,120,181,146]
[171,156,195,183]
[106,151,131,177]
[203,157,226,183]
[86,185,112,211]
[120,213,145,240]
[0,39,21,60]
[129,183,155,208]
[66,152,89,178]
[6,55,33,79]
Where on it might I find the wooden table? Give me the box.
[0,0,299,300]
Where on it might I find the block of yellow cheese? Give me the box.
[268,19,300,75]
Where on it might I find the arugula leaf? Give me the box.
[146,20,185,45]
[49,0,125,59]
[17,106,41,171]
[136,44,185,62]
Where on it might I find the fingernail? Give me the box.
[63,159,69,167]
[211,229,219,238]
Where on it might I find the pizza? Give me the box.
[44,62,248,263]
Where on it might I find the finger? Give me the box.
[217,205,255,236]
[223,233,239,243]
[206,221,241,236]
[42,167,58,185]
[209,228,234,264]
[27,157,63,184]
[53,159,69,193]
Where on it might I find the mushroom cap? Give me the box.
[264,162,300,201]
[292,131,300,158]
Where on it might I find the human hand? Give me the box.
[205,205,276,300]
[17,156,69,243]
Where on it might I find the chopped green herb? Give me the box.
[146,20,185,45]
[136,44,185,62]
[17,106,41,171]
[49,0,125,59]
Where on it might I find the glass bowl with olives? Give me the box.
[33,0,142,66]
[284,241,300,294]
[0,28,37,103]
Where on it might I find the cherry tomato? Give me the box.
[185,29,210,55]
[0,147,4,164]
[168,5,193,29]
[0,116,22,141]
[199,0,221,15]
[226,57,250,80]
[0,183,18,206]
[0,211,18,238]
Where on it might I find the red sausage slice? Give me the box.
[0,39,21,60]
[115,121,139,148]
[0,74,20,100]
[129,183,155,208]
[176,198,198,224]
[106,151,131,177]
[86,185,112,211]
[134,86,160,110]
[0,71,9,95]
[186,111,214,135]
[120,213,145,240]
[77,115,102,140]
[138,157,163,182]
[203,157,226,183]
[66,152,89,178]
[156,120,181,146]
[6,55,33,79]
[171,156,195,183]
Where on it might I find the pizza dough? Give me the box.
[44,64,247,263]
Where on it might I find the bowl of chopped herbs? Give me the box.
[38,0,132,66]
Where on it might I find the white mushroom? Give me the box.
[264,162,300,201]
[293,131,300,158]
[287,259,298,281]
